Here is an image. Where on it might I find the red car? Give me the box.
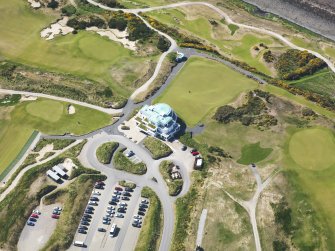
[191,151,200,156]
[96,181,105,186]
[115,186,123,191]
[31,214,39,218]
[51,214,59,219]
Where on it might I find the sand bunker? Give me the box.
[86,27,137,51]
[28,0,41,8]
[41,17,74,40]
[68,104,76,115]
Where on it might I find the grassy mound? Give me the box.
[143,137,172,159]
[135,187,162,251]
[159,160,183,196]
[113,150,147,175]
[96,142,119,164]
[237,142,272,164]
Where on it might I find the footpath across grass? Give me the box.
[135,187,163,251]
[113,150,147,175]
[143,137,172,159]
[96,142,119,164]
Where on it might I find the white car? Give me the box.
[141,199,148,204]
[112,195,120,200]
[133,215,142,220]
[54,206,62,211]
[119,202,127,206]
[33,209,41,215]
[107,206,115,210]
[116,213,124,218]
[110,224,117,237]
[125,150,134,157]
[89,201,98,206]
[92,191,101,196]
[133,219,142,224]
[106,209,115,214]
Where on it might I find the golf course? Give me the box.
[154,56,258,126]
[0,98,111,176]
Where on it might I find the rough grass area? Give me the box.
[34,139,75,152]
[135,187,163,251]
[0,98,111,175]
[41,174,106,251]
[119,180,136,189]
[143,137,172,159]
[237,142,273,165]
[154,57,257,126]
[159,160,183,196]
[113,150,147,175]
[96,141,119,164]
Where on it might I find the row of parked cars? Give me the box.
[26,209,41,226]
[78,181,105,234]
[132,199,149,228]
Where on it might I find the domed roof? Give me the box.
[154,103,172,116]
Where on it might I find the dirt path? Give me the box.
[224,166,279,251]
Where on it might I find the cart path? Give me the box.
[224,166,279,251]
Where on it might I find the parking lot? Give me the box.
[69,181,150,251]
[18,203,62,251]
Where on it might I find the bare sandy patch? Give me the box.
[28,0,41,8]
[67,104,75,115]
[35,144,54,162]
[41,17,74,40]
[21,95,38,102]
[62,158,76,176]
[86,27,137,51]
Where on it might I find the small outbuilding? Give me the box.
[47,170,61,182]
[52,165,67,178]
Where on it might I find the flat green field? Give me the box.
[0,0,154,97]
[154,57,258,126]
[0,99,111,175]
[289,127,335,170]
[237,142,273,165]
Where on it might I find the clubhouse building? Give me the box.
[135,103,180,141]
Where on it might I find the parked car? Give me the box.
[79,225,88,230]
[86,206,95,211]
[115,186,123,191]
[125,150,134,157]
[94,184,103,189]
[110,224,117,237]
[54,206,62,211]
[31,214,39,218]
[138,208,146,212]
[119,202,127,206]
[92,191,101,196]
[106,209,115,214]
[181,145,187,151]
[82,217,91,222]
[117,208,126,213]
[83,214,92,218]
[107,206,115,210]
[116,213,124,218]
[112,195,120,200]
[132,222,141,228]
[251,163,256,168]
[102,220,110,225]
[103,217,111,221]
[88,201,98,206]
[139,203,148,208]
[27,221,35,226]
[109,201,117,206]
[133,215,142,220]
[138,211,145,216]
[98,228,106,232]
[134,219,142,224]
[123,192,131,196]
[81,221,90,226]
[52,210,61,215]
[113,191,121,195]
[121,196,129,201]
[32,209,41,215]
[191,151,200,156]
[90,197,99,201]
[52,214,59,219]
[96,181,105,186]
[141,199,148,204]
[125,187,133,192]
[190,149,198,153]
[78,229,87,234]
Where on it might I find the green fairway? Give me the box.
[237,142,272,165]
[0,0,154,97]
[155,57,258,126]
[147,8,286,76]
[289,127,335,170]
[0,99,112,175]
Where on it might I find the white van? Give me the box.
[73,241,85,247]
[110,224,117,237]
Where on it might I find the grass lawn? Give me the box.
[288,127,335,170]
[284,126,335,248]
[0,0,154,97]
[113,150,147,175]
[0,99,111,176]
[154,57,258,126]
[237,142,273,165]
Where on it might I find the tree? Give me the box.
[108,17,127,31]
[61,5,76,16]
[47,0,59,9]
[157,36,171,52]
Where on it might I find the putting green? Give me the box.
[237,142,272,165]
[289,128,335,170]
[26,100,63,122]
[155,56,257,126]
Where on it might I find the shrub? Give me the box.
[47,0,59,9]
[61,5,76,16]
[96,142,119,164]
[108,17,128,31]
[263,50,276,63]
[159,161,183,196]
[143,137,172,159]
[113,150,147,175]
[119,180,136,189]
[157,36,171,52]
